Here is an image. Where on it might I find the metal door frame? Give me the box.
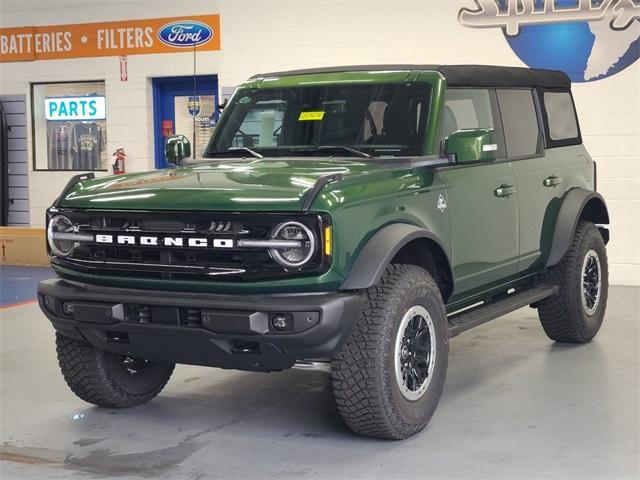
[152,75,218,169]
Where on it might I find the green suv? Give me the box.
[39,65,610,439]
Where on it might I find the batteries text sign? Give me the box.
[0,15,220,63]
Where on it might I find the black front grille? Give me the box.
[50,209,328,282]
[90,216,241,234]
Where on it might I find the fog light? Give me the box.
[62,302,74,315]
[271,313,291,331]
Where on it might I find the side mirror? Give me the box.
[165,134,191,165]
[444,128,497,164]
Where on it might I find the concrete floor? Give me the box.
[0,278,638,479]
[0,266,53,306]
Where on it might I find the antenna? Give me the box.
[192,40,197,159]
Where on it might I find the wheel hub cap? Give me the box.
[401,345,409,360]
[118,355,150,375]
[394,305,436,401]
[581,249,601,316]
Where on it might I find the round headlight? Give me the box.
[269,221,316,268]
[47,215,76,257]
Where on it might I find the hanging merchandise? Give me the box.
[72,122,104,170]
[47,122,74,169]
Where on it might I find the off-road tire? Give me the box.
[538,221,608,343]
[331,264,448,440]
[56,333,175,408]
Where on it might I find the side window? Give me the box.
[441,89,494,140]
[496,89,542,159]
[543,91,580,145]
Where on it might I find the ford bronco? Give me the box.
[39,65,610,439]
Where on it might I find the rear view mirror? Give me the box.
[165,134,191,165]
[444,128,497,164]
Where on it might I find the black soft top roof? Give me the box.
[251,64,571,89]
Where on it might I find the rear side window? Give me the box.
[496,89,542,159]
[542,90,581,147]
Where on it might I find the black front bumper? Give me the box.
[38,278,361,372]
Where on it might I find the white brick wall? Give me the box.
[1,0,638,285]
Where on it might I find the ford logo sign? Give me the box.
[157,21,213,48]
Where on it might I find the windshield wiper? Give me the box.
[227,147,264,159]
[204,147,264,159]
[293,145,372,159]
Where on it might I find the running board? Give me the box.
[447,285,558,338]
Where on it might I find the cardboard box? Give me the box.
[0,227,49,267]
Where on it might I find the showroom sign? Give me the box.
[458,0,640,82]
[45,96,106,121]
[0,14,220,63]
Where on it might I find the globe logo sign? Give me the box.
[459,0,640,82]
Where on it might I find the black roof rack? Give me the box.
[250,64,571,89]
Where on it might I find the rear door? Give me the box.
[496,89,563,273]
[438,88,519,296]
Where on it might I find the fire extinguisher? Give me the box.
[112,148,126,174]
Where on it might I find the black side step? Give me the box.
[447,285,558,338]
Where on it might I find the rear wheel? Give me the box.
[331,264,448,439]
[538,221,608,343]
[56,333,174,408]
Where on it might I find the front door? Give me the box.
[152,75,219,168]
[439,88,519,296]
[440,164,519,295]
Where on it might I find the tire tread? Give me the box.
[56,333,173,408]
[331,264,446,439]
[538,221,608,343]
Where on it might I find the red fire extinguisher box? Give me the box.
[112,148,126,174]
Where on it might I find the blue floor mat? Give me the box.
[0,266,54,306]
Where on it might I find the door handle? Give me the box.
[494,185,517,198]
[543,175,563,187]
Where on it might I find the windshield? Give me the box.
[204,82,431,158]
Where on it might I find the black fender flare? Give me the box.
[545,188,610,268]
[340,223,452,291]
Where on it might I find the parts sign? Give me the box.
[0,15,220,63]
[45,96,106,121]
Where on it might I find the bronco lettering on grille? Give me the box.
[94,234,234,248]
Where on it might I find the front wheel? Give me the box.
[537,221,609,343]
[56,333,175,408]
[331,264,449,439]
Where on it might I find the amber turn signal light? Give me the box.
[324,226,332,257]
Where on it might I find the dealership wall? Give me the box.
[1,0,638,285]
